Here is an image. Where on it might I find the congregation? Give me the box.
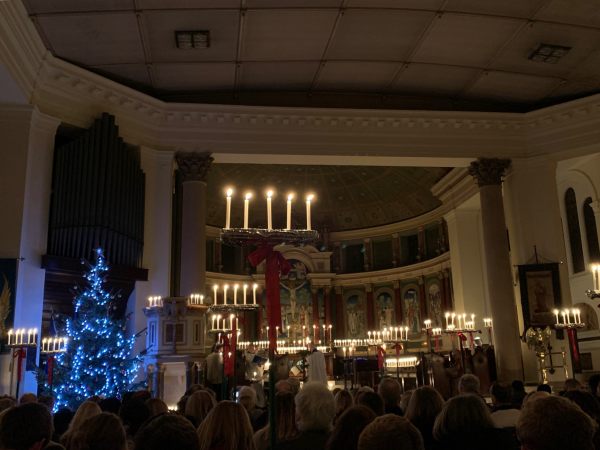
[0,375,598,450]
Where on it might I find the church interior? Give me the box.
[2,0,600,408]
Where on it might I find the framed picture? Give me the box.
[518,263,561,329]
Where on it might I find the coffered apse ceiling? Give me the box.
[23,0,600,112]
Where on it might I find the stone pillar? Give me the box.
[324,286,332,326]
[469,158,523,381]
[393,281,403,324]
[157,363,166,400]
[443,269,452,311]
[363,238,372,272]
[366,284,375,329]
[418,277,428,320]
[392,233,400,267]
[175,152,213,296]
[335,286,345,338]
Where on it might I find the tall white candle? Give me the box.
[223,285,229,305]
[266,190,273,230]
[225,188,233,229]
[306,194,314,230]
[253,283,258,305]
[212,315,216,330]
[234,284,239,305]
[213,285,219,305]
[286,193,294,230]
[553,309,559,325]
[243,284,248,305]
[244,192,252,229]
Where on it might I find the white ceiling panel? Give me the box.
[536,0,600,28]
[327,9,435,60]
[24,0,133,14]
[393,63,479,95]
[493,22,600,77]
[242,9,339,61]
[91,64,152,86]
[444,0,547,18]
[413,13,524,67]
[347,0,444,10]
[137,0,240,9]
[153,63,235,90]
[316,61,399,91]
[239,62,319,90]
[247,0,343,7]
[466,71,560,103]
[37,13,144,66]
[143,10,239,62]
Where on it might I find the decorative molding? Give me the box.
[468,158,511,186]
[175,151,213,183]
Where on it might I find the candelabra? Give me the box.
[41,336,68,392]
[587,264,600,299]
[7,328,38,398]
[526,326,553,384]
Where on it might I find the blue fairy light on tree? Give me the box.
[54,249,139,409]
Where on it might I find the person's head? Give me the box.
[37,395,54,411]
[185,384,203,396]
[490,382,513,406]
[287,378,301,396]
[457,374,480,395]
[433,395,493,442]
[517,395,596,450]
[334,389,353,419]
[18,393,37,405]
[0,396,16,413]
[238,386,257,412]
[185,391,216,425]
[273,392,298,441]
[119,398,150,437]
[295,382,335,432]
[67,401,102,434]
[400,390,414,412]
[0,402,53,450]
[197,401,254,450]
[537,383,552,393]
[52,408,74,439]
[405,386,445,430]
[588,374,600,397]
[70,412,127,450]
[523,391,550,407]
[326,406,376,450]
[377,378,402,408]
[563,390,600,422]
[356,391,384,416]
[564,378,583,392]
[275,380,293,394]
[136,413,199,450]
[512,380,525,392]
[146,398,168,418]
[358,414,424,450]
[98,397,121,415]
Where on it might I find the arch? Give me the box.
[583,197,600,263]
[374,286,395,328]
[565,188,585,273]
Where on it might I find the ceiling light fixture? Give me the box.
[175,30,210,49]
[528,43,571,64]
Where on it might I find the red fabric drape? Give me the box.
[377,346,386,370]
[13,348,26,382]
[248,245,291,351]
[47,355,54,386]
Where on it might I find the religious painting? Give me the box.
[375,289,394,329]
[518,263,561,329]
[0,259,17,352]
[345,292,366,338]
[427,279,443,328]
[402,286,421,334]
[280,259,311,339]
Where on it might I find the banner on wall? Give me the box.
[0,259,17,353]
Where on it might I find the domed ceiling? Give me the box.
[205,164,450,232]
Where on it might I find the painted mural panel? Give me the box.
[375,290,394,329]
[345,292,366,338]
[279,260,312,339]
[403,286,421,334]
[427,279,443,328]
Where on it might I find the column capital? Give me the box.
[175,151,213,182]
[393,280,400,289]
[468,158,511,186]
[365,283,373,292]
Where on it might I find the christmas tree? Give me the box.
[54,249,139,409]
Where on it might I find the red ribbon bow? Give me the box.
[248,245,291,351]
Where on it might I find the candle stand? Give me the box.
[554,309,585,377]
[221,227,319,450]
[40,336,68,393]
[7,328,38,398]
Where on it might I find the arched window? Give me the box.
[565,188,585,273]
[584,197,600,263]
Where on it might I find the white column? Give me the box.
[127,147,173,379]
[0,105,59,394]
[444,198,490,322]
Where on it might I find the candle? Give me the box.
[328,324,332,342]
[230,314,235,330]
[7,329,12,346]
[266,190,273,230]
[243,192,252,229]
[286,193,294,230]
[451,313,456,327]
[243,284,248,305]
[306,194,314,230]
[234,284,239,305]
[223,284,229,305]
[553,309,559,325]
[253,283,258,305]
[212,315,216,330]
[561,310,567,325]
[213,285,219,305]
[225,188,233,229]
[445,312,450,328]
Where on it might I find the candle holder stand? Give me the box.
[7,331,38,399]
[40,337,68,393]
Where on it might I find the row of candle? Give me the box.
[210,314,240,331]
[238,340,327,353]
[41,337,68,353]
[592,264,600,291]
[147,296,163,308]
[341,346,356,357]
[7,328,38,346]
[212,283,259,306]
[385,356,418,368]
[367,327,410,342]
[553,308,582,326]
[189,294,204,305]
[262,324,333,342]
[224,188,316,230]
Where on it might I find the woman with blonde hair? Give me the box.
[405,386,444,450]
[146,398,169,418]
[69,412,127,450]
[197,401,256,450]
[185,390,217,427]
[61,400,102,449]
[333,390,353,424]
[254,392,298,450]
